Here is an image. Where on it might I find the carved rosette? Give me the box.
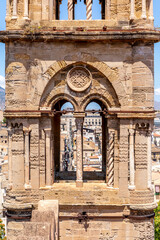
[67,66,92,92]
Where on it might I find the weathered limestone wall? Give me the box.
[5,42,154,112]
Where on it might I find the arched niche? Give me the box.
[39,62,121,111]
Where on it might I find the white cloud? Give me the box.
[0,75,5,89]
[155,88,160,96]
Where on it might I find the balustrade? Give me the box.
[8,0,154,22]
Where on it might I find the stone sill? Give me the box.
[0,29,160,43]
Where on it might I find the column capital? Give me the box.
[44,128,51,137]
[7,129,13,136]
[129,128,135,136]
[108,130,115,137]
[23,128,31,136]
[73,112,85,118]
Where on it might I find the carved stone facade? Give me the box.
[0,0,159,239]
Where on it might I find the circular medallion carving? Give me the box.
[67,66,92,92]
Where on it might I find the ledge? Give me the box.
[130,202,157,211]
[0,29,160,43]
[3,202,33,210]
[4,109,155,118]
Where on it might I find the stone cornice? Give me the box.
[4,110,155,118]
[0,29,160,43]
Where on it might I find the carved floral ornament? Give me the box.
[67,66,92,92]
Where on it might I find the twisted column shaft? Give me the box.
[86,0,92,20]
[107,132,114,187]
[68,0,73,20]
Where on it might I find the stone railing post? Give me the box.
[128,128,135,190]
[44,129,52,187]
[74,113,85,187]
[130,0,135,20]
[24,129,31,189]
[141,0,147,19]
[86,0,92,20]
[68,0,73,20]
[24,0,29,19]
[12,0,18,19]
[148,0,154,20]
[8,129,13,189]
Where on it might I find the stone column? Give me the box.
[130,0,135,20]
[86,0,92,20]
[44,129,52,187]
[128,128,135,190]
[106,0,110,19]
[8,130,12,189]
[107,131,115,187]
[6,0,10,18]
[148,0,154,20]
[49,0,54,20]
[141,0,147,19]
[74,114,85,187]
[12,0,18,19]
[147,130,152,189]
[24,0,29,19]
[68,0,73,20]
[24,129,31,189]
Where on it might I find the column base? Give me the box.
[23,16,30,20]
[141,15,147,20]
[24,183,32,189]
[76,181,83,187]
[11,16,18,19]
[7,183,13,190]
[148,183,154,191]
[128,185,135,190]
[149,16,154,20]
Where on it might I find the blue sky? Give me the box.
[0,0,160,101]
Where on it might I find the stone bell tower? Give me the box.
[0,0,159,239]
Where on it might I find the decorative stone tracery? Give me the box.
[67,66,92,92]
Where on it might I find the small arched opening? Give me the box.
[52,100,76,181]
[83,100,107,181]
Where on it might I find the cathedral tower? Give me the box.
[0,0,159,239]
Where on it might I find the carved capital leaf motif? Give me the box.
[67,66,92,92]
